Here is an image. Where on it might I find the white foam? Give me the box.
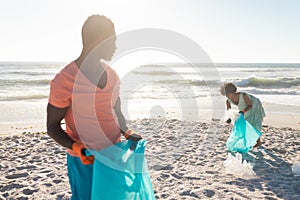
[223,153,256,179]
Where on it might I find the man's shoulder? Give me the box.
[53,61,78,80]
[101,62,120,80]
[49,61,78,92]
[60,61,78,75]
[108,67,118,78]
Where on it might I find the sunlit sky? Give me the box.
[1,0,300,63]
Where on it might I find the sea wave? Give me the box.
[152,79,218,87]
[234,77,300,88]
[132,70,177,76]
[0,94,48,101]
[154,77,299,90]
[7,71,55,76]
[0,79,50,87]
[243,88,300,95]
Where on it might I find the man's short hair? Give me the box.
[81,15,115,47]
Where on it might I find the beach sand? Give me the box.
[1,100,299,136]
[0,118,299,200]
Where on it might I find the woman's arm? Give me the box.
[242,93,253,113]
[226,99,231,110]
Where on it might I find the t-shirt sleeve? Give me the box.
[48,73,71,108]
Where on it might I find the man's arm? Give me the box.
[114,97,142,141]
[47,103,74,149]
[114,97,128,133]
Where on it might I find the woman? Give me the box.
[221,82,266,147]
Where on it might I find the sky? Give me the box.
[0,0,300,63]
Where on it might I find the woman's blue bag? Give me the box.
[226,114,262,153]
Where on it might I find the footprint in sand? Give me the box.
[5,172,29,179]
[0,183,26,192]
[22,188,38,195]
[202,189,215,198]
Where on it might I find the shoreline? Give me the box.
[0,100,299,136]
[263,102,300,129]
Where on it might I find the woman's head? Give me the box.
[220,82,237,96]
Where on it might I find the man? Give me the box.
[47,14,141,200]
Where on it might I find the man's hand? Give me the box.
[72,141,94,165]
[123,129,142,141]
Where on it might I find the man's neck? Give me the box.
[74,49,107,88]
[74,49,88,68]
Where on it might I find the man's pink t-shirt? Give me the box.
[49,61,121,156]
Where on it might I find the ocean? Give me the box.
[119,63,300,103]
[0,62,61,101]
[0,62,299,127]
[1,62,299,102]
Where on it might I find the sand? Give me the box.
[1,100,300,137]
[0,118,299,200]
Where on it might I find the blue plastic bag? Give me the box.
[226,114,262,153]
[88,140,156,200]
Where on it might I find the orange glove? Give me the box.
[72,141,94,165]
[123,129,142,141]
